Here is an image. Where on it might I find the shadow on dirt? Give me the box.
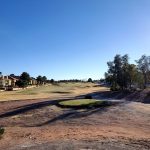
[27,106,108,127]
[0,91,121,127]
[76,90,150,104]
[0,98,71,118]
[0,94,119,119]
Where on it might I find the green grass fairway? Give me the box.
[58,99,109,108]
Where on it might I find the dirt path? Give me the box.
[0,96,150,150]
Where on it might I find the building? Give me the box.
[29,77,38,85]
[0,75,19,88]
[0,74,38,90]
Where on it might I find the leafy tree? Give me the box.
[36,75,47,85]
[136,71,145,89]
[20,72,30,82]
[136,55,150,88]
[105,54,133,90]
[121,54,129,89]
[10,74,15,77]
[36,75,43,85]
[88,78,93,82]
[50,79,55,83]
[105,54,150,90]
[16,80,27,88]
[16,72,30,88]
[106,54,123,90]
[127,64,138,89]
[42,76,47,84]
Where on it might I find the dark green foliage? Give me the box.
[49,79,55,84]
[16,72,30,88]
[88,78,93,82]
[20,72,30,82]
[16,80,28,88]
[105,54,150,91]
[10,74,15,77]
[36,75,47,85]
[110,83,120,91]
[42,76,47,84]
[0,127,5,136]
[105,54,130,90]
[136,55,150,88]
[51,79,54,83]
[36,75,43,85]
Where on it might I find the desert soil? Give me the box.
[0,86,150,150]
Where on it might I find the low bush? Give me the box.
[0,127,5,138]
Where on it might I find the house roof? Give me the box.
[8,76,19,80]
[10,75,20,79]
[0,75,19,81]
[31,77,37,80]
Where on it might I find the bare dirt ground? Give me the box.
[0,85,150,150]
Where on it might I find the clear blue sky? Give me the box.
[0,0,150,80]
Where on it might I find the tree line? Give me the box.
[10,72,54,88]
[105,54,150,91]
[8,73,94,88]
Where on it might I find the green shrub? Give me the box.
[0,127,5,137]
[110,83,120,91]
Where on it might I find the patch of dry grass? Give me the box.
[0,83,109,101]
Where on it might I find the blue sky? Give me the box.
[0,0,150,80]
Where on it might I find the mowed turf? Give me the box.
[58,99,109,108]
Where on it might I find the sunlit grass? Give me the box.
[59,99,108,108]
[0,82,109,101]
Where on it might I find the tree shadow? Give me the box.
[26,106,108,127]
[0,91,121,127]
[75,91,129,100]
[0,98,73,118]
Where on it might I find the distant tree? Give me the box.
[0,72,2,77]
[88,78,93,82]
[100,78,105,83]
[20,72,30,82]
[16,72,30,88]
[136,55,150,88]
[127,64,138,89]
[106,54,122,90]
[36,75,43,85]
[105,54,150,90]
[10,73,15,77]
[58,79,82,83]
[136,71,145,89]
[10,74,15,77]
[36,75,47,85]
[105,72,113,85]
[16,80,27,88]
[50,79,55,83]
[42,76,47,84]
[105,54,132,90]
